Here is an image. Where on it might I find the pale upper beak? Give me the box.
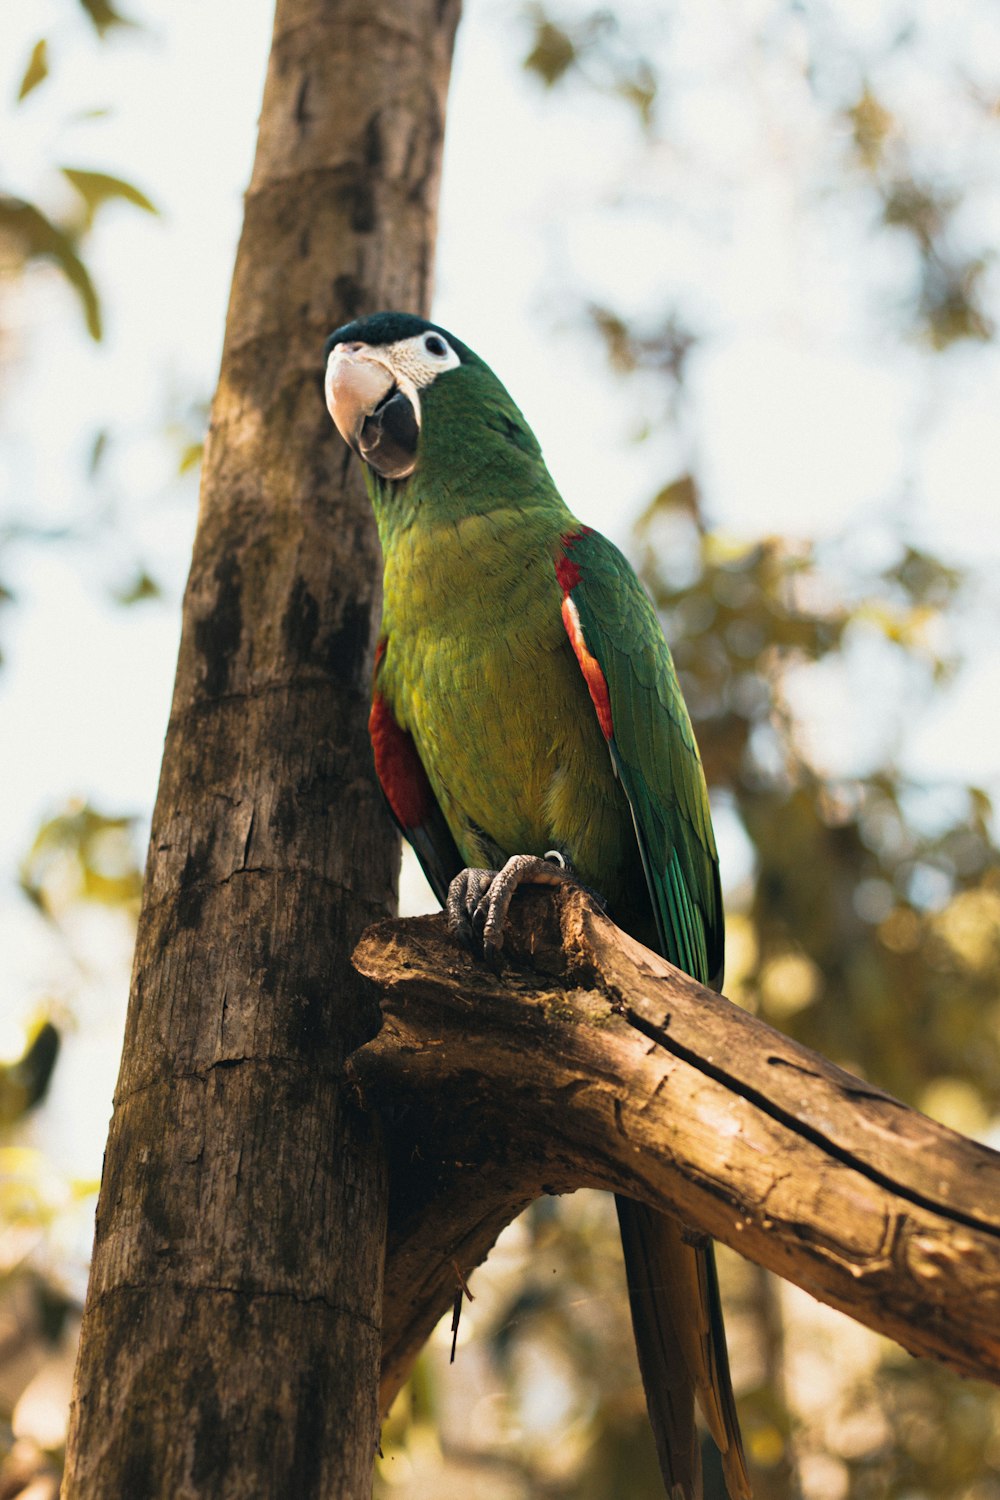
[325,343,393,447]
[325,343,420,480]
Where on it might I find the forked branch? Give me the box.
[350,886,1000,1412]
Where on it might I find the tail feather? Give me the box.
[615,1196,752,1500]
[701,1238,752,1500]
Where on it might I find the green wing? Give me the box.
[560,526,723,989]
[561,529,750,1500]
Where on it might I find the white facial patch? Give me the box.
[385,330,462,389]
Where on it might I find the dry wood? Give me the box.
[351,885,1000,1411]
[62,3,461,1496]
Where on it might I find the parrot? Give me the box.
[323,310,751,1500]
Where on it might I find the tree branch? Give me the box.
[351,886,1000,1411]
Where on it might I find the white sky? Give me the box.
[2,0,1000,1200]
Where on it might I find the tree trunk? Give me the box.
[350,886,1000,1409]
[62,3,460,1496]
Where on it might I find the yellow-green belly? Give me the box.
[378,515,637,911]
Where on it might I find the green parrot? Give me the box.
[324,311,751,1500]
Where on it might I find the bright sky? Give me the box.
[3,0,1000,1212]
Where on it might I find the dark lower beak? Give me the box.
[358,386,420,479]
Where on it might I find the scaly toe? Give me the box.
[450,853,599,958]
[447,867,497,951]
[478,854,567,953]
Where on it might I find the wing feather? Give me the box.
[370,646,464,905]
[557,527,723,987]
[557,528,750,1500]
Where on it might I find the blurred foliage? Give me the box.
[588,306,697,418]
[842,88,995,349]
[1,36,151,1451]
[0,1025,60,1129]
[638,476,1000,1112]
[644,488,1000,1496]
[529,4,998,355]
[76,0,136,37]
[60,168,155,232]
[1,798,140,1497]
[166,392,211,480]
[17,41,49,103]
[0,581,12,667]
[19,802,143,921]
[2,0,152,1407]
[376,1197,668,1499]
[111,566,162,606]
[523,5,658,130]
[0,196,103,341]
[0,0,164,669]
[0,166,158,343]
[2,6,155,345]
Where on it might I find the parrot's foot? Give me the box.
[446,851,603,956]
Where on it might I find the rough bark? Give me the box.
[350,886,1000,1411]
[63,3,461,1497]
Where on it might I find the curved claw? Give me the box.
[475,854,571,951]
[447,852,599,958]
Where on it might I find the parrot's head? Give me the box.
[324,312,474,481]
[323,313,550,514]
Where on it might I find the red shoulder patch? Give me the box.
[369,693,434,828]
[554,530,613,742]
[555,552,580,591]
[554,526,592,593]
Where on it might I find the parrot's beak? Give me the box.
[325,343,420,480]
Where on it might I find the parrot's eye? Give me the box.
[423,334,448,358]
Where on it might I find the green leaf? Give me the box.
[19,801,142,918]
[846,86,894,170]
[615,60,656,130]
[88,428,110,476]
[70,1176,102,1201]
[113,568,162,606]
[61,167,158,230]
[17,39,49,102]
[0,1022,61,1123]
[77,0,136,36]
[524,20,577,86]
[0,196,102,339]
[649,474,700,520]
[178,440,204,475]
